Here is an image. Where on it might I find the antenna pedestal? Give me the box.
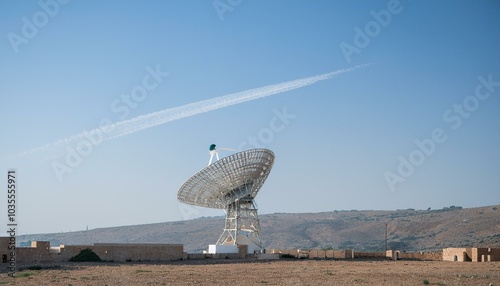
[216,197,262,254]
[177,149,274,254]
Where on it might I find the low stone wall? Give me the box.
[443,247,500,262]
[353,251,386,259]
[471,248,500,262]
[399,251,442,261]
[186,253,207,259]
[308,249,354,259]
[443,248,468,262]
[5,237,498,263]
[17,241,53,262]
[81,243,184,262]
[186,253,240,259]
[269,249,299,258]
[1,238,184,263]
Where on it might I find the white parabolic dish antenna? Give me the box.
[177,148,275,253]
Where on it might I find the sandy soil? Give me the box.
[2,259,499,285]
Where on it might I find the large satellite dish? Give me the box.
[178,147,275,254]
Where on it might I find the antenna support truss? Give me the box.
[177,149,275,254]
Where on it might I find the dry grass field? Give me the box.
[3,260,499,286]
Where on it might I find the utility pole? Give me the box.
[385,223,388,252]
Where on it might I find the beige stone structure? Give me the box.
[2,236,498,263]
[353,251,386,259]
[270,249,354,259]
[269,249,442,261]
[0,238,184,263]
[443,247,500,262]
[398,251,442,261]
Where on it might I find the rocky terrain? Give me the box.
[19,205,500,253]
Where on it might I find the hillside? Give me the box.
[19,205,500,253]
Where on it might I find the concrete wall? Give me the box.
[386,250,398,260]
[272,249,440,260]
[443,248,470,262]
[337,249,354,259]
[268,249,308,258]
[308,250,324,259]
[186,253,207,259]
[88,243,183,262]
[16,241,52,262]
[353,251,386,259]
[399,251,441,261]
[0,238,184,263]
[308,249,353,259]
[490,248,500,261]
[269,249,354,259]
[271,249,441,260]
[58,243,184,262]
[4,237,498,263]
[443,248,500,262]
[471,248,481,262]
[269,249,298,258]
[238,245,248,258]
[257,253,280,259]
[187,253,240,259]
[471,248,500,262]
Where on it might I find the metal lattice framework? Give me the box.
[178,149,275,209]
[215,197,261,249]
[177,148,275,252]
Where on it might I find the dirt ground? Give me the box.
[2,259,499,285]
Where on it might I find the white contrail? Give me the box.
[14,64,369,158]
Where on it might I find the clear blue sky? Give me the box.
[1,0,499,235]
